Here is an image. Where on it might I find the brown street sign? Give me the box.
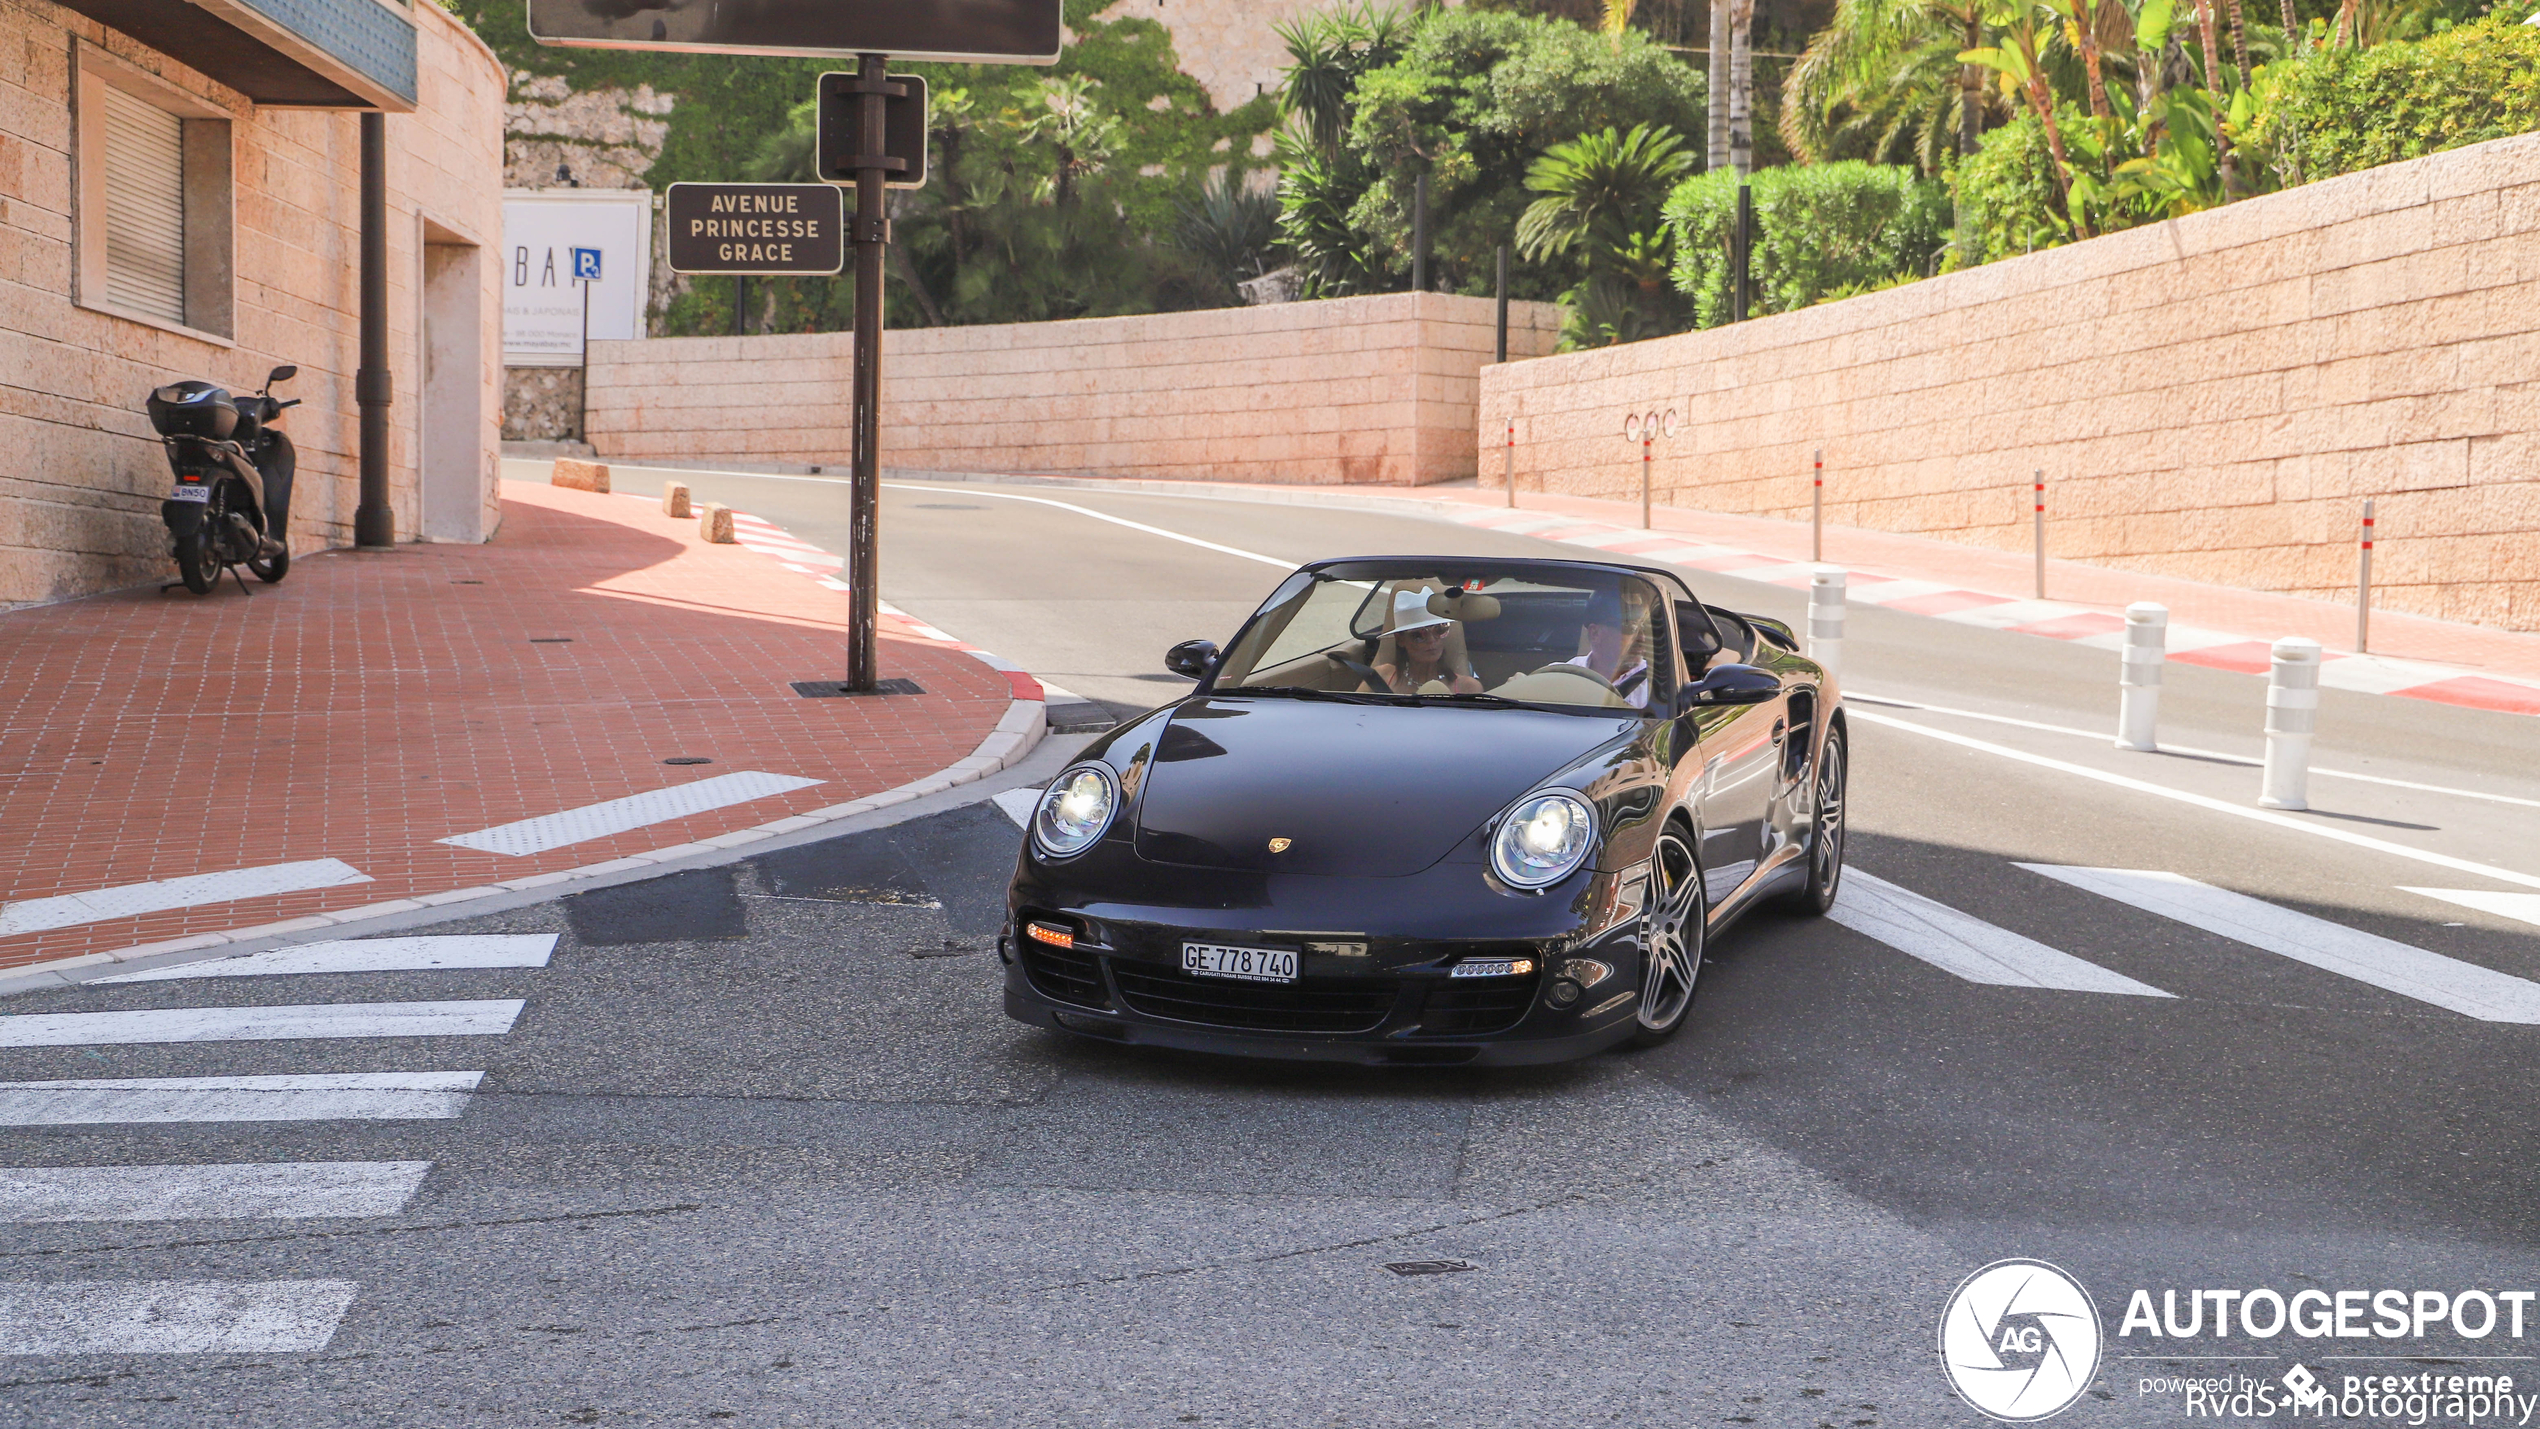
[527,0,1061,64]
[664,183,846,276]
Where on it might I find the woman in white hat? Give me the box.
[1372,588,1483,695]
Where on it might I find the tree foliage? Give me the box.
[2240,10,2540,183]
[1518,125,1700,345]
[1665,160,1952,322]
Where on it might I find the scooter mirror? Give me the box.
[266,365,297,386]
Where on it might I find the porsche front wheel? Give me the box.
[1786,729,1847,916]
[1627,825,1705,1048]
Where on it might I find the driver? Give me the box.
[1374,590,1482,695]
[1565,587,1653,709]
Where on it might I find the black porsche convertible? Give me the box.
[999,555,1845,1066]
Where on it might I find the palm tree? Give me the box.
[1728,0,1755,174]
[1780,0,2004,170]
[1274,3,1410,162]
[1708,0,1731,168]
[1517,124,1700,344]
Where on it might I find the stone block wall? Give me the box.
[1481,132,2540,633]
[0,0,508,604]
[585,292,1564,486]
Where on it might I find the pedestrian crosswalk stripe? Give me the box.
[2020,866,2540,1023]
[0,1072,484,1125]
[437,769,824,856]
[0,1280,358,1354]
[992,787,1041,828]
[0,1000,525,1048]
[1832,871,2174,996]
[94,935,559,983]
[0,859,372,937]
[0,1162,432,1222]
[2402,888,2540,932]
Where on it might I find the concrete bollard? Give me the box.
[2258,636,2322,810]
[552,457,610,494]
[1807,566,1846,677]
[662,482,691,519]
[2115,602,2167,751]
[698,502,735,544]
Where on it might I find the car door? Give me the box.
[1686,605,1785,908]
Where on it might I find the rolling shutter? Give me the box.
[98,84,186,325]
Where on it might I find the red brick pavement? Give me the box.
[0,481,1017,975]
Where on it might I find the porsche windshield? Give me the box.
[1214,563,1671,712]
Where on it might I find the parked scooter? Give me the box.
[147,365,299,595]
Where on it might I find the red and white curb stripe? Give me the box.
[1448,508,2540,718]
[5,508,1050,995]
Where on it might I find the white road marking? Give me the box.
[0,1280,358,1354]
[0,1162,432,1222]
[1832,871,2173,996]
[1851,691,2540,810]
[438,771,823,856]
[1852,709,2540,892]
[881,482,1299,570]
[2402,888,2540,932]
[0,860,371,937]
[0,1001,524,1048]
[0,1072,484,1126]
[992,788,1042,829]
[2021,866,2540,1023]
[94,935,558,983]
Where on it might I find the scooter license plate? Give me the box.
[168,486,211,503]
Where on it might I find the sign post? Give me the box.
[572,246,600,437]
[531,0,1054,693]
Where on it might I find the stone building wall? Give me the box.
[1091,0,1359,112]
[0,0,509,604]
[1479,131,2540,633]
[584,292,1565,485]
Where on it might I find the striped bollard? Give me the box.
[1807,567,1846,678]
[2115,602,2167,752]
[2258,636,2322,810]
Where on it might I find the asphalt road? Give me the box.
[6,470,2539,1427]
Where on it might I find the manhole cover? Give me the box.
[1382,1260,1479,1277]
[791,678,924,698]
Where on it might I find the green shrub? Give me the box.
[2242,12,2540,185]
[1663,161,1952,326]
[1944,108,2082,265]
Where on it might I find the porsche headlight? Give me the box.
[1491,792,1597,890]
[1033,764,1119,858]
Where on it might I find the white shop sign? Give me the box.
[502,189,653,367]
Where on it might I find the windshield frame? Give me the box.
[1202,557,1696,716]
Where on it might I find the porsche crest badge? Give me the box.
[1267,837,1292,853]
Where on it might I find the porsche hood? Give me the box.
[1121,696,1634,877]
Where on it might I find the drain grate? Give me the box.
[530,637,573,644]
[1383,1260,1480,1277]
[662,757,713,766]
[791,678,924,698]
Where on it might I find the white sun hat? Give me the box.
[1390,588,1453,633]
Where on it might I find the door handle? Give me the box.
[1771,719,1787,744]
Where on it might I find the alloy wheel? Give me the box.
[1635,827,1704,1038]
[1798,735,1847,914]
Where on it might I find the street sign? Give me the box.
[526,0,1061,64]
[571,247,602,282]
[664,184,847,275]
[816,73,928,189]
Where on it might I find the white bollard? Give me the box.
[2258,636,2322,810]
[2115,602,2167,751]
[1807,567,1846,677]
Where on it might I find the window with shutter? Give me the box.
[99,85,187,326]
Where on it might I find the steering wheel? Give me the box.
[1324,650,1391,693]
[1533,662,1620,695]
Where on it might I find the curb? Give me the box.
[0,506,1051,999]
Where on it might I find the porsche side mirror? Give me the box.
[1164,639,1218,680]
[1683,664,1779,708]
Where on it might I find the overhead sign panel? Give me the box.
[665,184,846,275]
[526,0,1061,63]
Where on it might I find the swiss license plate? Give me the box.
[1181,942,1297,984]
[168,485,210,503]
